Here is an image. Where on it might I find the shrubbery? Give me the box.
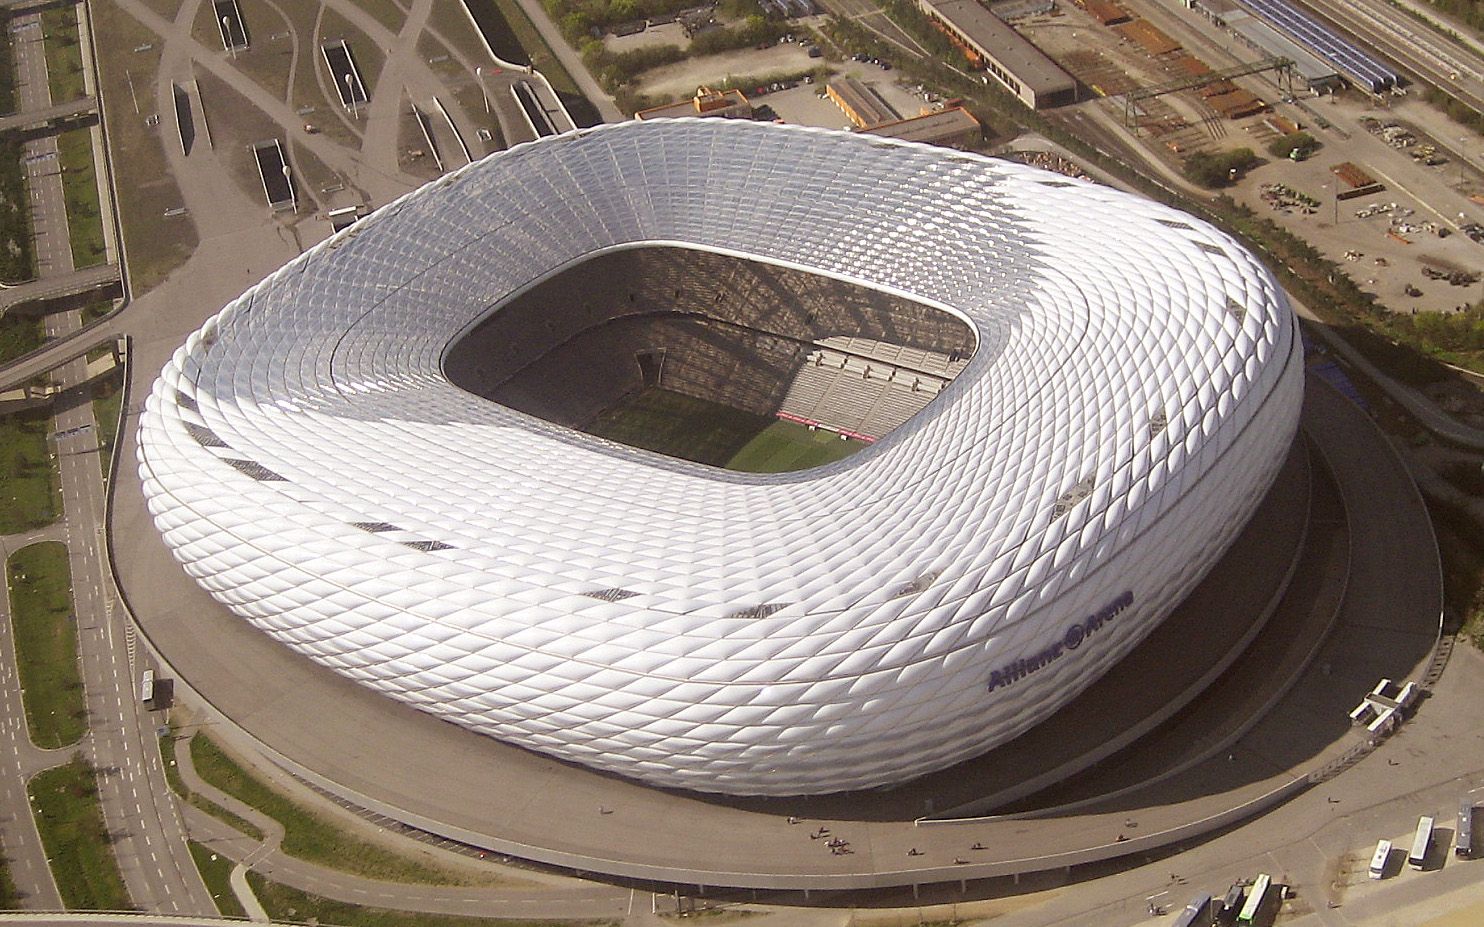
[1266,131,1318,160]
[1424,85,1484,135]
[0,138,35,283]
[1182,147,1259,187]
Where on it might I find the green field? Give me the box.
[189,735,475,885]
[91,367,123,481]
[588,388,773,467]
[245,873,610,927]
[587,388,866,473]
[6,542,86,748]
[0,309,42,365]
[726,420,864,472]
[57,128,106,269]
[189,840,247,918]
[29,757,130,910]
[0,408,60,533]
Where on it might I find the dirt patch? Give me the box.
[635,44,815,98]
[94,0,197,294]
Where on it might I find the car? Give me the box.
[808,46,822,57]
[477,128,493,141]
[881,62,891,70]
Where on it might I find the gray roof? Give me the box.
[921,0,1075,98]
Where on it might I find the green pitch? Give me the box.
[726,420,864,473]
[587,388,866,473]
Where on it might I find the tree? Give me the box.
[1266,131,1318,160]
[1183,148,1259,188]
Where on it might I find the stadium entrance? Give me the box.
[443,246,976,471]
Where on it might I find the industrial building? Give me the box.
[916,0,1078,108]
[634,86,753,120]
[860,106,982,147]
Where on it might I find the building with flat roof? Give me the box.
[859,106,982,147]
[1223,10,1340,90]
[826,77,898,128]
[635,86,753,120]
[917,0,1077,108]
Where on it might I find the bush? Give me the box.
[1424,85,1484,135]
[689,16,787,56]
[1183,147,1259,188]
[1267,131,1318,160]
[0,138,35,283]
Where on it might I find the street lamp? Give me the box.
[475,66,489,114]
[282,163,295,213]
[223,16,235,60]
[345,72,357,116]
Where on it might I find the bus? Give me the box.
[139,669,156,709]
[1369,839,1392,879]
[1236,873,1271,926]
[1171,892,1212,927]
[1459,801,1475,859]
[1409,815,1435,870]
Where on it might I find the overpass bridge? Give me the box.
[0,95,99,135]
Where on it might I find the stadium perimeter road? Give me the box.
[107,292,1443,902]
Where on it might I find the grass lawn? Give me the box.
[28,756,130,910]
[0,408,60,533]
[588,388,773,467]
[247,873,613,927]
[41,6,86,103]
[81,298,116,324]
[160,733,264,841]
[0,137,36,284]
[56,129,106,268]
[0,12,15,115]
[488,0,580,97]
[189,735,476,885]
[726,420,865,473]
[6,542,86,748]
[90,367,123,482]
[189,840,247,918]
[0,309,43,365]
[0,852,18,908]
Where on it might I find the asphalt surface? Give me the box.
[0,3,210,914]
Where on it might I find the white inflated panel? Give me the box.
[137,120,1302,795]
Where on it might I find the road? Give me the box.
[0,2,212,914]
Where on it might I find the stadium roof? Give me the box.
[137,120,1302,796]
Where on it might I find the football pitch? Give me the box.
[587,388,865,473]
[727,420,862,473]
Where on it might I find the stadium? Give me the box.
[136,119,1303,797]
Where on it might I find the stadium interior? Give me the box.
[443,246,977,470]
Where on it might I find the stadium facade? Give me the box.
[137,120,1302,796]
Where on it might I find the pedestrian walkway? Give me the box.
[170,731,627,920]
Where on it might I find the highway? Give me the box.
[0,0,212,914]
[1297,0,1484,116]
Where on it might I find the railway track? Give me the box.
[1296,0,1484,117]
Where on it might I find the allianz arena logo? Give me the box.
[986,590,1135,693]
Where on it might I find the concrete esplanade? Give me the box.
[109,122,1442,894]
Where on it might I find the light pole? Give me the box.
[475,66,489,114]
[223,16,235,60]
[282,163,295,213]
[344,72,356,116]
